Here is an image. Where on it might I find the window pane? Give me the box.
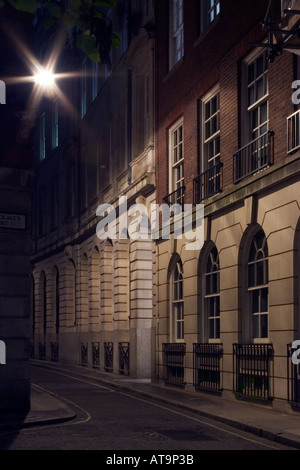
[178,142,182,160]
[252,314,259,338]
[206,273,211,294]
[178,125,182,142]
[173,130,178,147]
[257,55,264,77]
[216,317,220,338]
[209,318,215,338]
[248,85,255,106]
[261,314,268,338]
[205,121,211,140]
[257,260,265,285]
[178,279,183,300]
[212,272,218,294]
[211,95,218,114]
[248,263,254,287]
[212,115,218,134]
[209,297,215,316]
[260,102,268,125]
[252,289,259,314]
[215,295,220,316]
[252,108,258,131]
[261,287,268,312]
[248,62,255,85]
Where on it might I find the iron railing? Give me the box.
[287,109,300,154]
[163,343,186,386]
[92,342,100,368]
[119,342,130,376]
[80,342,88,366]
[163,186,185,208]
[287,343,300,405]
[233,131,274,183]
[50,342,59,362]
[104,342,113,372]
[233,343,273,400]
[193,161,223,204]
[38,342,46,360]
[193,343,223,393]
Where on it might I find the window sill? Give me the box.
[208,338,222,344]
[252,338,271,344]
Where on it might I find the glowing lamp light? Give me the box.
[34,67,55,88]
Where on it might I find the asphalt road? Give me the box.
[0,365,296,453]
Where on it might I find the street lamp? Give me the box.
[34,66,56,89]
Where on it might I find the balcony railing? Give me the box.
[104,342,113,372]
[287,343,300,405]
[193,161,223,204]
[119,342,130,376]
[50,342,59,362]
[81,341,88,366]
[163,343,186,386]
[233,131,274,183]
[92,342,100,368]
[193,343,223,393]
[287,109,300,154]
[163,186,185,208]
[233,343,273,400]
[39,342,46,360]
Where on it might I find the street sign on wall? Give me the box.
[0,213,26,230]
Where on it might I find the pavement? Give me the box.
[1,359,300,449]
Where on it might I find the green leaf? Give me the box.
[111,31,120,47]
[7,0,38,13]
[77,33,100,62]
[62,10,79,29]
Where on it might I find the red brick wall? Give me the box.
[155,0,294,205]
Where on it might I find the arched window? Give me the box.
[172,258,184,340]
[248,229,269,339]
[205,246,220,339]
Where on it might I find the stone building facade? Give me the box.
[31,0,156,379]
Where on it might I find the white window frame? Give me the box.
[201,0,220,33]
[171,259,184,342]
[204,246,220,340]
[168,118,184,203]
[169,0,184,69]
[242,49,269,145]
[247,230,269,341]
[201,86,220,172]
